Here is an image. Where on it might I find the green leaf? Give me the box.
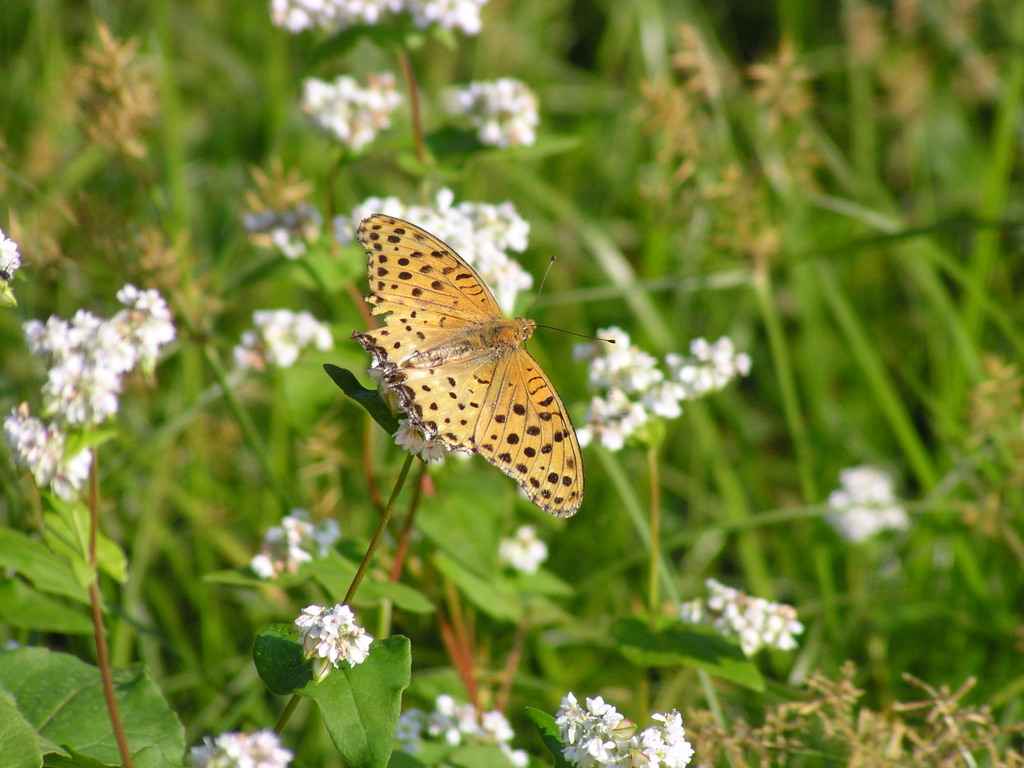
[526,707,573,768]
[388,750,427,768]
[613,617,764,691]
[42,501,128,585]
[0,688,42,768]
[424,126,485,160]
[433,552,521,623]
[324,364,400,436]
[306,552,435,615]
[416,470,508,575]
[63,428,118,457]
[0,647,185,768]
[0,528,89,603]
[446,743,520,768]
[253,625,314,696]
[300,635,412,768]
[0,579,93,634]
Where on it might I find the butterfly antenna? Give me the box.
[526,255,558,319]
[534,325,617,344]
[528,258,615,344]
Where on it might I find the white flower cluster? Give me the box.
[449,78,539,148]
[301,73,402,152]
[340,188,533,314]
[250,509,341,579]
[23,285,177,424]
[393,417,448,463]
[189,729,292,768]
[398,694,527,767]
[243,202,322,260]
[271,0,488,35]
[574,330,750,451]
[679,578,804,656]
[295,603,373,680]
[826,465,908,543]
[3,405,93,502]
[555,693,694,768]
[3,286,176,500]
[1,229,21,306]
[234,309,333,371]
[498,524,548,574]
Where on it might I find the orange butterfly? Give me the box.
[352,214,583,516]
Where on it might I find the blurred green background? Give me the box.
[2,0,1023,764]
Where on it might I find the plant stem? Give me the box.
[647,443,661,620]
[345,452,414,605]
[87,456,134,768]
[276,453,414,734]
[398,49,427,166]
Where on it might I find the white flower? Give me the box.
[449,78,539,148]
[398,694,523,764]
[112,284,178,376]
[189,729,292,768]
[22,287,175,427]
[338,189,533,315]
[270,0,403,32]
[270,0,488,34]
[234,309,333,371]
[1,230,21,306]
[826,465,908,543]
[498,524,548,574]
[250,509,341,579]
[243,202,323,260]
[668,337,751,400]
[576,387,649,451]
[301,73,402,151]
[575,330,750,452]
[556,693,694,768]
[408,0,488,34]
[633,711,694,768]
[681,578,804,656]
[3,404,93,501]
[393,418,448,463]
[295,604,373,679]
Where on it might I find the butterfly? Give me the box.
[351,214,584,517]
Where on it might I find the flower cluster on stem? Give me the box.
[4,285,176,500]
[270,0,489,35]
[447,78,539,148]
[679,578,804,656]
[250,509,341,579]
[189,729,292,768]
[398,694,527,767]
[826,465,908,543]
[233,309,333,371]
[295,604,373,680]
[574,329,751,451]
[301,73,402,151]
[555,693,694,768]
[0,229,21,306]
[498,524,548,574]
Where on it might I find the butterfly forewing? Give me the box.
[358,215,501,323]
[351,213,584,517]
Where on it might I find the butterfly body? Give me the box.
[400,318,535,370]
[352,214,583,517]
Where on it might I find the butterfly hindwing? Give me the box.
[473,349,583,517]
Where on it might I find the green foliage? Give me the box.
[0,648,184,767]
[2,0,1024,765]
[298,636,411,768]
